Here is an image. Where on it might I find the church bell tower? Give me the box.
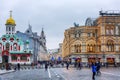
[5,11,16,35]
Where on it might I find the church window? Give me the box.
[12,27,14,31]
[13,43,17,51]
[6,43,10,51]
[9,27,11,31]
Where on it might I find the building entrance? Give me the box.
[107,58,115,64]
[2,50,9,63]
[2,55,9,63]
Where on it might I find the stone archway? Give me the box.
[2,50,9,63]
[86,40,96,52]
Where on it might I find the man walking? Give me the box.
[45,62,48,71]
[17,63,20,70]
[66,61,69,70]
[96,61,101,75]
[91,62,96,80]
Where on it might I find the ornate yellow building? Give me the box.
[62,10,120,64]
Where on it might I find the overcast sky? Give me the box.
[0,0,119,49]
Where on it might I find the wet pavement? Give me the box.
[0,67,120,80]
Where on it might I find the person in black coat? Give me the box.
[96,61,101,75]
[66,61,69,70]
[17,63,20,70]
[45,62,48,71]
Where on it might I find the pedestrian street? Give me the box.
[0,67,120,80]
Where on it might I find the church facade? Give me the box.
[0,12,33,64]
[62,10,120,65]
[16,26,47,63]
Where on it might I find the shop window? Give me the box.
[107,58,115,64]
[21,55,27,61]
[12,56,17,61]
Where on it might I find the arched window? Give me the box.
[74,44,81,53]
[87,44,96,52]
[6,43,10,51]
[107,40,114,52]
[106,27,114,35]
[13,43,17,51]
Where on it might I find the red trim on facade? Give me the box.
[17,54,21,57]
[26,54,30,57]
[2,50,9,56]
[2,38,6,41]
[10,38,14,42]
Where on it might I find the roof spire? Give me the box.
[10,10,12,18]
[42,27,44,31]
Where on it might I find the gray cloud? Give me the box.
[0,0,119,49]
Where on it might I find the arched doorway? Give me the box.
[2,50,9,63]
[2,55,8,63]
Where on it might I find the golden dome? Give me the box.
[6,17,16,25]
[6,11,16,25]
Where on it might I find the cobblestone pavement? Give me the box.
[51,67,120,80]
[0,67,120,80]
[0,68,64,80]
